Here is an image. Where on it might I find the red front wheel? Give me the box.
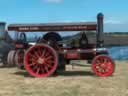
[24,44,58,78]
[92,55,115,77]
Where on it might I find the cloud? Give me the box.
[44,0,63,3]
[104,19,123,24]
[104,19,128,32]
[105,22,128,32]
[103,17,128,32]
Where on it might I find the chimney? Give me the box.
[0,22,6,40]
[97,13,104,47]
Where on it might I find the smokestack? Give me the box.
[0,22,6,40]
[97,13,104,47]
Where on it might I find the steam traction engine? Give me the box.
[7,13,115,77]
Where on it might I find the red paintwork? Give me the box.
[65,53,79,59]
[58,44,96,60]
[15,44,24,49]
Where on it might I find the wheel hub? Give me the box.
[37,58,45,64]
[100,63,107,68]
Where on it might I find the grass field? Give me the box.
[0,61,127,96]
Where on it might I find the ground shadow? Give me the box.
[58,70,94,76]
[14,71,34,78]
[0,65,16,68]
[14,70,94,78]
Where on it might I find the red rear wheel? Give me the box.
[92,55,115,77]
[24,44,58,78]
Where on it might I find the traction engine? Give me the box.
[5,13,115,77]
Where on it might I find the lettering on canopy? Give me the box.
[8,23,97,32]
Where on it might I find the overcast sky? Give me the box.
[0,0,128,32]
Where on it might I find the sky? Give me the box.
[0,0,128,32]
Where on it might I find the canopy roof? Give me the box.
[8,22,97,32]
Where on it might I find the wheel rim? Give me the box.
[24,44,58,77]
[15,50,25,69]
[92,55,114,77]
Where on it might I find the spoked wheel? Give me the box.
[7,50,16,67]
[92,55,115,77]
[15,50,25,69]
[24,44,58,78]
